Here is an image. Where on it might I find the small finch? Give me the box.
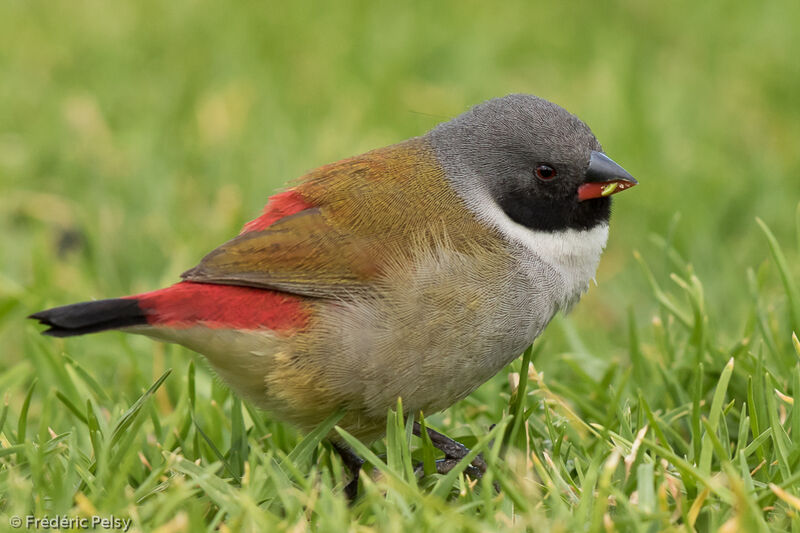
[31,94,637,498]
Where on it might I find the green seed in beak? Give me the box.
[600,182,619,197]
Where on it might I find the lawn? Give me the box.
[2,0,800,531]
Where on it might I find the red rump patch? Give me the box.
[130,282,310,332]
[240,189,314,234]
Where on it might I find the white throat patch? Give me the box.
[470,188,610,308]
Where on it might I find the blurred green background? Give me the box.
[1,1,799,406]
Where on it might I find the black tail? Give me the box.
[29,299,148,337]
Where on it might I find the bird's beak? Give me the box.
[577,151,638,202]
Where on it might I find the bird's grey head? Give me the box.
[428,94,636,233]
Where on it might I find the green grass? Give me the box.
[2,0,800,531]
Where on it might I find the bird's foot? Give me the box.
[412,422,488,478]
[414,457,486,480]
[332,442,364,503]
[333,423,493,501]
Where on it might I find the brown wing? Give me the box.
[181,138,494,299]
[182,207,381,298]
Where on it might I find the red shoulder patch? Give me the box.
[130,282,310,332]
[240,189,315,234]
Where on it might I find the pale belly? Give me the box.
[140,245,582,442]
[287,246,569,438]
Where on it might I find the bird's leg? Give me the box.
[331,442,364,502]
[412,422,487,479]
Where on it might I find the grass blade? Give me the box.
[111,369,172,447]
[16,379,36,444]
[286,408,344,467]
[699,358,734,474]
[756,217,800,334]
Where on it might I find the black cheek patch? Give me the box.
[497,190,611,232]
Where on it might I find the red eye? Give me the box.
[535,164,557,180]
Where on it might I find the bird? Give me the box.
[30,93,637,499]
